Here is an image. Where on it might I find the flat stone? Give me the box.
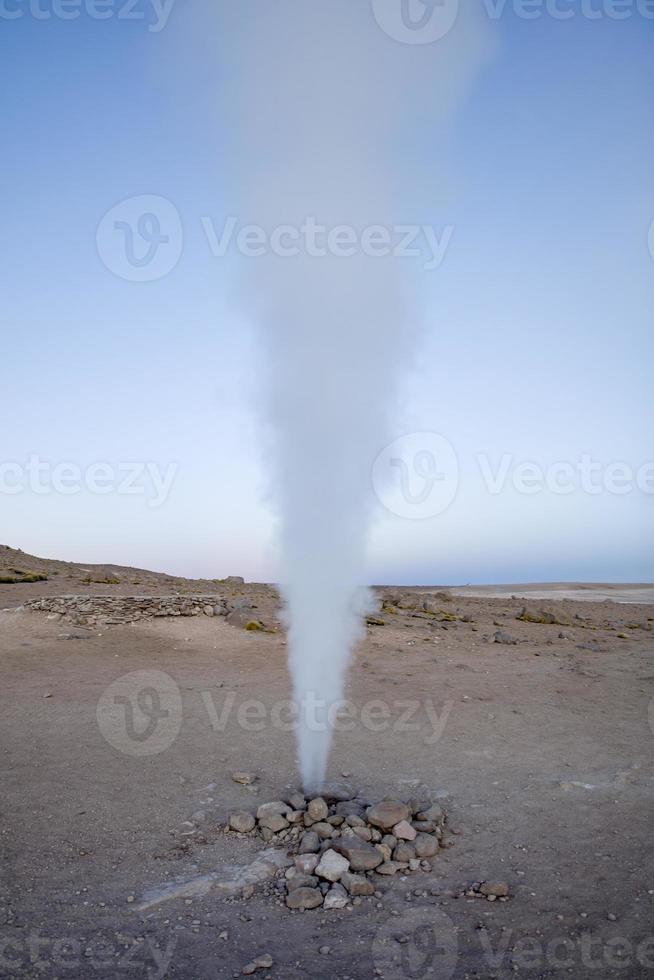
[294,854,320,874]
[480,881,509,898]
[414,832,439,858]
[393,820,417,841]
[232,772,257,785]
[299,831,320,854]
[331,838,383,872]
[375,861,404,876]
[229,812,255,834]
[416,804,444,824]
[366,801,410,830]
[334,801,365,819]
[286,887,323,910]
[341,871,375,897]
[323,883,348,909]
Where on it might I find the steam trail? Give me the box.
[198,0,493,790]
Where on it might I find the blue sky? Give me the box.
[2,1,653,583]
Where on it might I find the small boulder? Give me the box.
[323,883,348,909]
[299,831,320,854]
[393,820,417,841]
[307,797,329,822]
[331,838,384,872]
[315,849,350,882]
[414,832,439,858]
[229,812,255,834]
[480,881,509,898]
[294,854,319,874]
[366,800,410,830]
[286,887,323,910]
[341,871,375,896]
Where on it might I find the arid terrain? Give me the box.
[1,546,654,979]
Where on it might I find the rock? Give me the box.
[242,953,272,974]
[319,945,330,954]
[256,802,290,832]
[307,797,329,822]
[416,803,444,824]
[294,854,319,874]
[409,859,421,871]
[341,871,375,897]
[286,874,319,892]
[353,826,372,842]
[494,630,517,645]
[394,841,416,863]
[299,831,320,853]
[286,887,323,910]
[414,833,439,858]
[331,838,383,872]
[229,812,255,833]
[321,782,355,802]
[366,801,410,830]
[346,814,366,828]
[381,834,397,850]
[232,772,257,785]
[224,575,245,585]
[375,843,393,862]
[375,861,403,876]
[335,801,365,819]
[312,821,334,839]
[315,849,350,882]
[412,820,437,834]
[393,820,417,841]
[287,792,306,811]
[479,881,509,898]
[323,883,348,909]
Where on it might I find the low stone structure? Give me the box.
[22,594,260,629]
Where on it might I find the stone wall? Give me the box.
[24,594,232,627]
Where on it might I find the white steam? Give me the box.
[179,0,493,791]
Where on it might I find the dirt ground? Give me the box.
[1,582,654,980]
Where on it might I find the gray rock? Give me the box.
[393,820,417,841]
[479,881,509,897]
[353,826,372,842]
[312,821,334,839]
[286,887,323,910]
[321,782,355,802]
[375,861,404,876]
[294,854,319,874]
[414,833,439,858]
[394,841,416,863]
[341,871,375,896]
[286,874,319,892]
[323,883,348,909]
[287,792,306,811]
[315,849,350,882]
[331,838,384,872]
[494,630,517,645]
[256,802,290,832]
[366,800,410,830]
[335,801,365,819]
[307,797,329,822]
[232,771,257,785]
[299,831,320,854]
[229,812,255,833]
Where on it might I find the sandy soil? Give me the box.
[2,583,654,979]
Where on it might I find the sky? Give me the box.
[1,0,653,584]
